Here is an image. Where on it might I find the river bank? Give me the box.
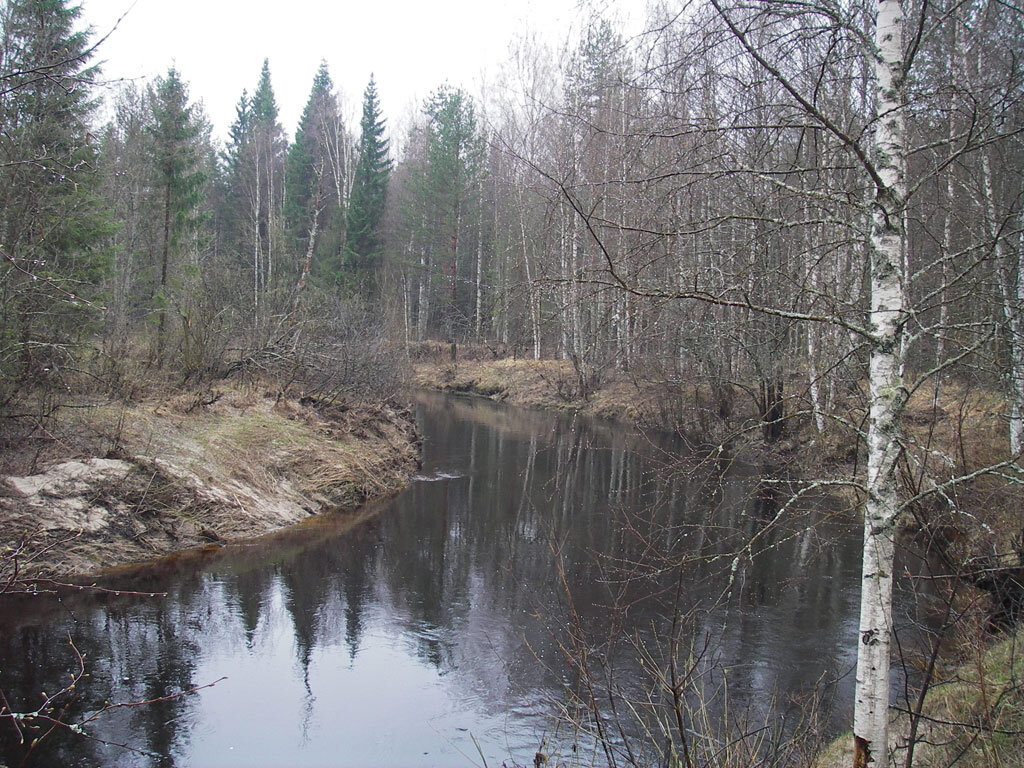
[415,354,1023,767]
[814,627,1024,768]
[0,384,420,581]
[412,354,1008,459]
[415,353,1019,563]
[412,356,706,428]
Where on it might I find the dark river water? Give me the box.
[0,392,902,767]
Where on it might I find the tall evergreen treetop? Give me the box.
[251,58,279,124]
[1,0,105,261]
[222,89,250,174]
[218,58,287,297]
[344,75,391,294]
[420,84,484,221]
[286,60,337,240]
[149,68,207,247]
[147,67,209,365]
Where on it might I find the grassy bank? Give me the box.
[411,356,717,429]
[0,383,419,580]
[815,629,1023,768]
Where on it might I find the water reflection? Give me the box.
[1,392,881,767]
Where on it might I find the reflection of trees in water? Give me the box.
[418,400,865,762]
[0,578,208,766]
[338,524,380,660]
[230,566,275,647]
[0,396,871,766]
[379,398,866,760]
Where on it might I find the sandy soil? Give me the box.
[0,387,420,580]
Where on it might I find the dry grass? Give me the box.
[814,630,1024,768]
[906,629,1024,768]
[412,358,694,425]
[1,382,419,578]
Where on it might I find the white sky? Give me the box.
[79,0,647,145]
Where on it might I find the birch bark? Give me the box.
[853,0,908,765]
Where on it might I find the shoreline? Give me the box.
[0,386,421,583]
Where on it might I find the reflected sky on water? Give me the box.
[1,392,908,767]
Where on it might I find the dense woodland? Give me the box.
[3,0,1022,433]
[1,0,1023,765]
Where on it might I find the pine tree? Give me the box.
[418,85,484,344]
[344,75,391,296]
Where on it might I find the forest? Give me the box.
[1,0,1023,766]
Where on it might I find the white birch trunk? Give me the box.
[402,269,411,350]
[853,1,908,765]
[559,210,570,360]
[804,202,826,434]
[1013,214,1024,457]
[252,149,262,322]
[417,248,430,343]
[519,210,541,360]
[293,169,324,316]
[475,189,484,339]
[982,152,1024,456]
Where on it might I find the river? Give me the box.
[0,392,911,767]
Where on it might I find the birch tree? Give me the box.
[285,61,347,302]
[852,1,907,762]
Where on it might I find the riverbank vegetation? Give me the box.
[1,384,418,580]
[815,629,1024,768]
[0,0,413,584]
[2,0,1023,764]
[389,0,1023,762]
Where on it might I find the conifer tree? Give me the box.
[0,0,109,407]
[250,59,279,127]
[219,59,287,322]
[148,68,208,367]
[286,60,347,293]
[344,76,391,296]
[222,90,251,178]
[419,86,484,344]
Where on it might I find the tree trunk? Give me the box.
[157,180,171,368]
[982,152,1024,456]
[417,247,430,343]
[450,199,460,353]
[519,207,541,360]
[853,1,908,765]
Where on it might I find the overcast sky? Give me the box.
[79,0,646,145]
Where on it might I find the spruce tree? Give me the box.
[285,60,344,277]
[222,90,251,177]
[0,0,110,406]
[218,60,287,320]
[148,68,207,367]
[250,59,279,125]
[344,75,391,296]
